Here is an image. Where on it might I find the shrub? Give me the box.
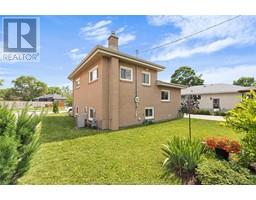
[225,90,256,166]
[0,106,42,184]
[53,101,59,113]
[239,132,256,166]
[192,109,211,115]
[204,137,241,154]
[225,90,256,134]
[213,111,226,116]
[196,157,256,185]
[143,119,154,125]
[162,136,205,183]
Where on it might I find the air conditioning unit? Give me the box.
[76,113,87,128]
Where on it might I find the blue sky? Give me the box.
[0,15,256,88]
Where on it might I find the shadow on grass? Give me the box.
[40,114,108,144]
[40,114,187,144]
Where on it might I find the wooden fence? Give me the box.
[0,101,53,109]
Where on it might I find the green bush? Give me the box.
[213,111,226,116]
[53,101,59,113]
[162,136,205,179]
[239,132,256,166]
[192,109,211,115]
[225,90,256,166]
[225,90,256,133]
[196,157,256,185]
[0,106,42,184]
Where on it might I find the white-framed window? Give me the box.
[89,66,99,83]
[161,90,170,102]
[75,78,80,89]
[120,66,133,81]
[145,107,154,120]
[88,107,95,121]
[142,71,151,86]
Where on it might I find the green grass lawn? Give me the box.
[18,114,240,185]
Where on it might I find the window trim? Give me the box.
[144,107,155,120]
[75,78,80,89]
[213,98,220,109]
[88,107,95,121]
[88,66,99,83]
[120,66,133,82]
[142,71,151,86]
[161,89,171,102]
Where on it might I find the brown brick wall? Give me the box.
[72,56,181,130]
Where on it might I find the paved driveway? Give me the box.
[184,114,225,121]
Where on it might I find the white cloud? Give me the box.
[80,20,112,42]
[147,16,184,26]
[119,33,136,45]
[68,48,87,63]
[147,16,256,61]
[80,20,136,46]
[199,65,256,84]
[151,37,237,61]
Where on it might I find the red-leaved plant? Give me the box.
[204,137,240,154]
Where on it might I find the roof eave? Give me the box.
[68,46,165,80]
[156,80,186,89]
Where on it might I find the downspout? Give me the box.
[135,50,139,119]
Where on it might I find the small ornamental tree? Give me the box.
[0,106,42,184]
[53,101,59,113]
[225,90,256,166]
[180,94,200,140]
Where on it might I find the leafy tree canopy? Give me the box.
[0,79,3,86]
[47,86,62,95]
[61,86,72,106]
[12,76,48,101]
[233,77,256,87]
[171,66,204,86]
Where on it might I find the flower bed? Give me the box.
[204,137,240,160]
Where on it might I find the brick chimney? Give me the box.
[108,31,119,50]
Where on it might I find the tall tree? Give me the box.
[12,76,48,101]
[171,66,204,86]
[0,88,16,100]
[47,86,62,95]
[61,86,73,106]
[233,77,255,87]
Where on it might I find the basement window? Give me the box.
[89,66,99,83]
[145,107,154,120]
[120,66,133,81]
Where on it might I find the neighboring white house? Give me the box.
[181,83,254,111]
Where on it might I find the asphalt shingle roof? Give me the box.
[181,83,254,95]
[33,94,66,100]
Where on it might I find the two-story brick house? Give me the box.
[68,32,184,130]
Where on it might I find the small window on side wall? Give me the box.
[161,90,170,102]
[88,107,95,121]
[145,107,154,120]
[142,71,151,86]
[75,78,80,89]
[120,66,133,81]
[89,66,99,83]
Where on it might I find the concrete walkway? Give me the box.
[184,114,225,121]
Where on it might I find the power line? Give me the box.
[139,15,241,54]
